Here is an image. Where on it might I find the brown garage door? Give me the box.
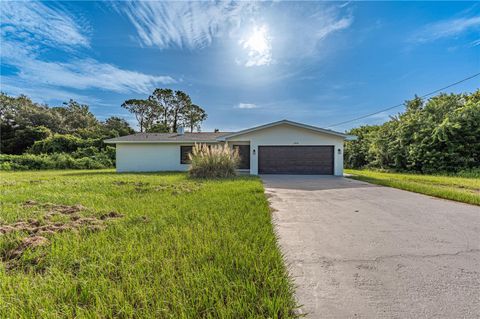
[258,146,334,175]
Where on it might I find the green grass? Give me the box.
[346,169,480,206]
[0,170,296,318]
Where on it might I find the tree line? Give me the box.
[122,88,207,133]
[344,90,480,173]
[0,94,133,155]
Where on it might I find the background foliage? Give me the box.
[344,90,480,173]
[0,93,132,169]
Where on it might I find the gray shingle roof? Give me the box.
[104,132,233,143]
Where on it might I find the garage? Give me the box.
[258,145,334,175]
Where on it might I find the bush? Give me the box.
[344,90,480,173]
[0,153,113,170]
[0,154,54,170]
[28,134,105,155]
[29,134,83,154]
[72,146,115,165]
[453,168,480,178]
[1,125,52,155]
[188,144,239,178]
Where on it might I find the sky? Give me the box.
[1,1,479,132]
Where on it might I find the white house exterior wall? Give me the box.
[116,143,191,172]
[225,124,344,176]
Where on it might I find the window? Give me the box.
[180,146,193,164]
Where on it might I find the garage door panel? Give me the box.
[258,146,334,175]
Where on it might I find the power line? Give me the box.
[326,72,480,128]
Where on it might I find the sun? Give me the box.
[239,24,272,67]
[244,25,270,53]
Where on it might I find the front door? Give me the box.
[233,145,250,169]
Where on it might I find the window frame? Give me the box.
[180,145,193,164]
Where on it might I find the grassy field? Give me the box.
[0,170,296,318]
[346,169,480,206]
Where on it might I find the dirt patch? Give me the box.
[1,201,124,266]
[100,211,124,220]
[1,204,121,236]
[23,200,86,215]
[113,181,149,187]
[113,180,202,195]
[9,236,50,259]
[29,180,45,184]
[0,181,17,186]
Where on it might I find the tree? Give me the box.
[0,93,63,132]
[1,93,61,153]
[53,100,99,132]
[2,126,51,154]
[148,88,207,132]
[102,117,135,137]
[121,99,153,132]
[183,104,207,132]
[170,91,191,132]
[0,92,132,163]
[344,125,379,168]
[343,90,480,173]
[148,123,170,133]
[149,88,174,130]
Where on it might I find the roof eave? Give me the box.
[103,140,220,144]
[218,119,348,140]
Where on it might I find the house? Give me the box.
[104,120,351,176]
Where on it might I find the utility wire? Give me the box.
[326,72,480,128]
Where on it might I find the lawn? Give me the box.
[0,170,296,318]
[346,169,480,206]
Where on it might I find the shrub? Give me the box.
[1,125,52,155]
[28,134,105,155]
[0,154,55,170]
[188,144,239,178]
[0,153,113,170]
[29,134,83,154]
[74,157,106,169]
[72,146,115,165]
[453,168,480,178]
[344,90,480,173]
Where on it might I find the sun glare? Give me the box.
[239,24,272,67]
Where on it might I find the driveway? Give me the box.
[262,175,480,318]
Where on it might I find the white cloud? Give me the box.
[471,39,480,47]
[236,103,258,109]
[118,1,255,50]
[0,77,98,105]
[315,15,353,41]
[16,57,175,94]
[117,2,353,66]
[0,1,175,98]
[0,1,90,49]
[238,24,272,67]
[412,16,480,43]
[277,5,354,58]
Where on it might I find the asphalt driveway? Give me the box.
[262,175,480,318]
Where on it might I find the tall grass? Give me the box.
[0,170,297,317]
[346,169,480,206]
[188,143,240,178]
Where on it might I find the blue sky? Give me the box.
[1,1,479,132]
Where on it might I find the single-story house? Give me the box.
[104,120,352,176]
